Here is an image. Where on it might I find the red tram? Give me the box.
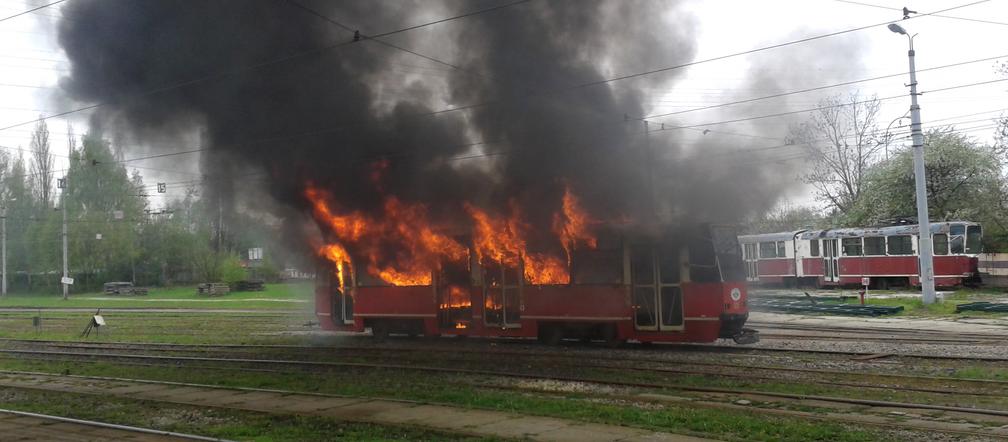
[315,224,756,344]
[738,221,982,289]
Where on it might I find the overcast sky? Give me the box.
[0,0,1005,210]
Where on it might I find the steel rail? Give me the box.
[0,408,231,441]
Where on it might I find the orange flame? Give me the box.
[439,285,472,309]
[318,243,352,290]
[307,185,467,286]
[466,203,571,285]
[553,185,598,266]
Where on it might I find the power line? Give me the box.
[0,0,533,134]
[0,0,65,23]
[833,0,1008,27]
[642,77,1008,133]
[639,53,1008,120]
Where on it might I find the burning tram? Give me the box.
[315,224,755,345]
[739,221,982,289]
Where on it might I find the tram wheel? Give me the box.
[371,322,389,342]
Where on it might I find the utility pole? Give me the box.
[62,186,68,300]
[2,204,6,297]
[889,23,935,304]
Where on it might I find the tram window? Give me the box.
[933,234,949,255]
[658,246,681,284]
[631,248,654,285]
[887,235,913,255]
[841,238,862,256]
[660,286,683,327]
[711,226,747,282]
[689,235,720,283]
[634,287,656,327]
[950,224,966,254]
[759,242,778,258]
[863,237,885,256]
[966,225,983,254]
[777,241,787,257]
[357,271,393,287]
[572,249,622,284]
[809,240,819,257]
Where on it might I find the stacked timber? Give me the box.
[103,282,148,296]
[233,280,265,292]
[956,302,1008,313]
[197,283,230,296]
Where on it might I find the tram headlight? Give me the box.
[730,288,742,302]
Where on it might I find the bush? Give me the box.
[219,254,248,285]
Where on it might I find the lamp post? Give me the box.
[888,23,936,304]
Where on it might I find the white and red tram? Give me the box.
[738,221,982,288]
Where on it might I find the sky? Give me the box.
[0,0,1005,211]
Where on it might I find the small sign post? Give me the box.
[860,277,869,305]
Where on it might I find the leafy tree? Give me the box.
[851,129,1008,249]
[746,201,825,233]
[29,119,54,209]
[790,94,887,214]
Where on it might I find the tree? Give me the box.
[746,201,825,234]
[29,119,54,210]
[852,128,1008,248]
[790,94,887,215]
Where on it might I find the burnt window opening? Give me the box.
[688,233,720,283]
[711,225,746,282]
[886,235,913,255]
[572,249,622,284]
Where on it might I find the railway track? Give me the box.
[1,362,1006,441]
[0,407,227,441]
[2,341,1007,407]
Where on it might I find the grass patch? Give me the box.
[0,387,490,441]
[0,358,892,442]
[0,282,312,310]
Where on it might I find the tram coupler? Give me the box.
[732,327,760,345]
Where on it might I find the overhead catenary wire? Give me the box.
[832,0,1008,27]
[0,0,534,134]
[0,0,65,24]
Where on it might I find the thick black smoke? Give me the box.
[57,0,787,255]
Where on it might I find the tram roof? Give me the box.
[797,221,979,240]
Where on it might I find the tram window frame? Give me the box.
[809,240,819,257]
[886,235,913,255]
[572,248,623,284]
[759,241,778,258]
[841,237,863,256]
[863,237,885,256]
[933,233,949,255]
[950,224,966,254]
[966,225,983,254]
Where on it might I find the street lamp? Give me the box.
[889,22,936,304]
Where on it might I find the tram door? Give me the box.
[742,243,759,282]
[331,266,354,325]
[483,261,522,328]
[823,239,840,283]
[631,245,684,331]
[437,259,472,330]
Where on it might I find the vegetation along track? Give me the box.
[3,340,1008,407]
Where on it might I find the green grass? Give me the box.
[0,387,492,441]
[821,288,1008,317]
[0,282,313,310]
[0,358,893,442]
